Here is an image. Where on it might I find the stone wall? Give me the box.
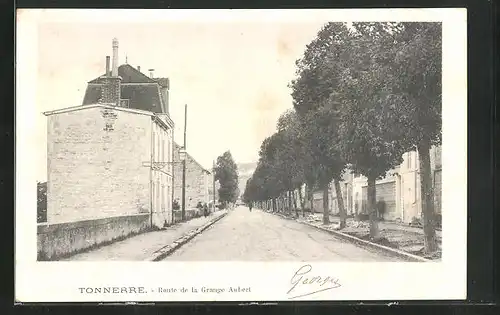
[173,209,204,223]
[37,213,151,260]
[46,107,152,224]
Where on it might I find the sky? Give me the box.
[30,10,328,182]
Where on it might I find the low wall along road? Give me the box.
[37,213,151,260]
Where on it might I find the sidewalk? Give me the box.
[268,210,442,260]
[300,213,442,238]
[64,210,227,261]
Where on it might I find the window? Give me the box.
[407,152,412,169]
[152,181,155,211]
[167,184,171,211]
[167,134,172,172]
[157,180,160,212]
[161,184,165,211]
[157,133,161,162]
[167,133,171,163]
[162,139,165,162]
[152,133,156,162]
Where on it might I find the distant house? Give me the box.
[172,143,212,212]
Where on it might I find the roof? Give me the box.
[88,64,155,84]
[153,77,170,88]
[43,103,154,117]
[173,142,212,174]
[83,64,170,114]
[43,104,174,130]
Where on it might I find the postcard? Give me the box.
[15,8,467,302]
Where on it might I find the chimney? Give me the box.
[148,69,155,78]
[158,78,170,114]
[164,78,170,114]
[100,38,122,106]
[105,56,110,77]
[112,38,119,77]
[137,66,141,72]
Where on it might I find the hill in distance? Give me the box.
[237,162,257,198]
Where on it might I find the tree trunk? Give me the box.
[281,194,284,213]
[367,176,380,239]
[286,193,289,213]
[282,193,285,212]
[298,185,305,217]
[293,189,298,217]
[272,198,276,212]
[298,185,305,208]
[283,192,286,213]
[281,194,285,213]
[322,183,330,225]
[309,185,314,213]
[334,179,347,229]
[418,141,438,253]
[286,191,289,213]
[282,194,285,213]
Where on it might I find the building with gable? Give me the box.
[172,142,212,214]
[43,38,175,234]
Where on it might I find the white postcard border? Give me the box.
[15,8,467,302]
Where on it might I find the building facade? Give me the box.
[172,143,212,211]
[44,105,174,228]
[44,38,175,228]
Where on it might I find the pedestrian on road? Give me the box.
[248,202,253,212]
[376,198,386,221]
[203,203,209,217]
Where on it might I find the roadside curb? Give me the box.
[148,212,228,261]
[272,212,430,262]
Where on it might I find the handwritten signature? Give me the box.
[287,264,341,299]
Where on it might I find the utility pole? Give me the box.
[181,104,187,221]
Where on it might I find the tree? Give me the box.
[279,110,317,216]
[243,114,304,216]
[319,24,408,239]
[276,110,308,217]
[300,107,348,226]
[321,22,441,246]
[214,151,239,206]
[37,181,47,223]
[337,22,441,250]
[290,22,352,227]
[384,22,442,252]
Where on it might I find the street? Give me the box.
[164,206,402,261]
